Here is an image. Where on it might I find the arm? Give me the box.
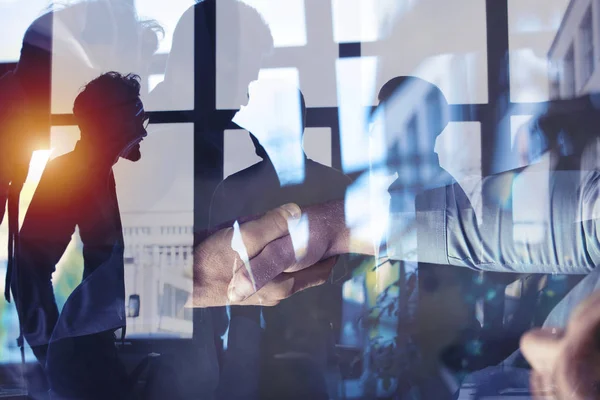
[192,203,337,307]
[226,166,599,302]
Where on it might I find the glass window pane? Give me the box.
[240,0,307,47]
[511,114,536,168]
[49,123,194,339]
[217,0,339,109]
[362,0,489,105]
[223,129,262,179]
[0,149,51,364]
[332,0,381,43]
[50,2,193,114]
[579,6,594,89]
[134,0,195,111]
[303,127,332,167]
[562,45,577,98]
[508,0,572,102]
[116,123,193,338]
[0,0,49,63]
[223,128,332,179]
[134,0,195,54]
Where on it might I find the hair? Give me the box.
[378,76,412,105]
[73,71,141,132]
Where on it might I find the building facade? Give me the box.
[122,212,194,338]
[549,0,600,98]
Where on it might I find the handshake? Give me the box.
[191,202,347,308]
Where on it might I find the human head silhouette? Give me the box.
[155,0,274,112]
[377,76,449,138]
[374,76,449,172]
[73,71,148,163]
[24,0,162,108]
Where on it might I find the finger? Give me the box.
[520,327,564,374]
[228,234,298,303]
[238,203,301,259]
[232,257,337,306]
[283,256,337,295]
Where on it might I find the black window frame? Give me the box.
[0,0,557,350]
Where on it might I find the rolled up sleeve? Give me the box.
[415,169,599,275]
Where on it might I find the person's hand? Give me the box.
[191,203,338,307]
[520,290,600,399]
[227,200,352,302]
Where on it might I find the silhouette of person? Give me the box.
[0,9,54,300]
[148,0,274,115]
[12,72,148,399]
[146,1,276,397]
[209,82,351,399]
[2,0,163,300]
[48,0,163,111]
[228,86,600,397]
[371,76,477,399]
[0,51,49,222]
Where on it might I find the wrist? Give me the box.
[304,199,349,257]
[311,199,378,257]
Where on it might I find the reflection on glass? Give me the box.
[508,0,571,102]
[134,0,194,54]
[48,124,194,339]
[512,153,552,245]
[223,129,262,180]
[345,168,395,268]
[579,6,594,89]
[363,0,488,104]
[331,0,380,43]
[216,0,276,110]
[560,45,576,98]
[144,3,194,111]
[260,1,339,108]
[116,123,193,338]
[436,122,482,183]
[50,1,167,113]
[240,0,307,47]
[0,0,49,62]
[0,150,51,363]
[340,275,366,348]
[232,78,305,186]
[510,48,553,102]
[337,56,379,173]
[223,126,332,181]
[303,127,333,167]
[511,115,536,168]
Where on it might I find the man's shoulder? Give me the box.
[305,159,352,185]
[35,151,90,200]
[219,161,270,188]
[42,151,79,177]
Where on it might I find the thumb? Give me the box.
[238,203,301,258]
[520,327,564,374]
